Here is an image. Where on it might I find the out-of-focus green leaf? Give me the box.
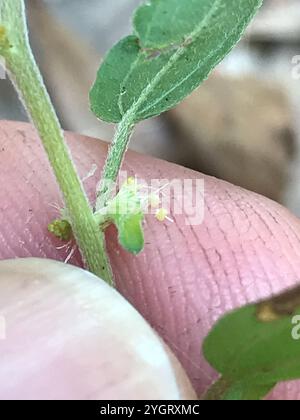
[203,285,300,400]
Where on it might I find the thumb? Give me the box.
[0,258,195,400]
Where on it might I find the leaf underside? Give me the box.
[90,0,263,123]
[203,285,300,399]
[113,212,144,255]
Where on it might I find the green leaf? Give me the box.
[203,285,300,400]
[113,212,144,255]
[90,0,263,123]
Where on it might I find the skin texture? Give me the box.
[1,120,300,399]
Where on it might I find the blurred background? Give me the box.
[1,0,300,213]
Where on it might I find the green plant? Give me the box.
[5,0,298,401]
[203,284,300,400]
[0,0,262,283]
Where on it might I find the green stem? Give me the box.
[0,0,113,285]
[95,113,135,210]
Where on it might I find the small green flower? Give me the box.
[48,219,72,242]
[104,177,146,254]
[94,177,169,255]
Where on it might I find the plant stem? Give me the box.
[0,0,113,285]
[95,112,135,210]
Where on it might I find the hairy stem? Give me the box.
[95,113,135,211]
[0,0,113,284]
